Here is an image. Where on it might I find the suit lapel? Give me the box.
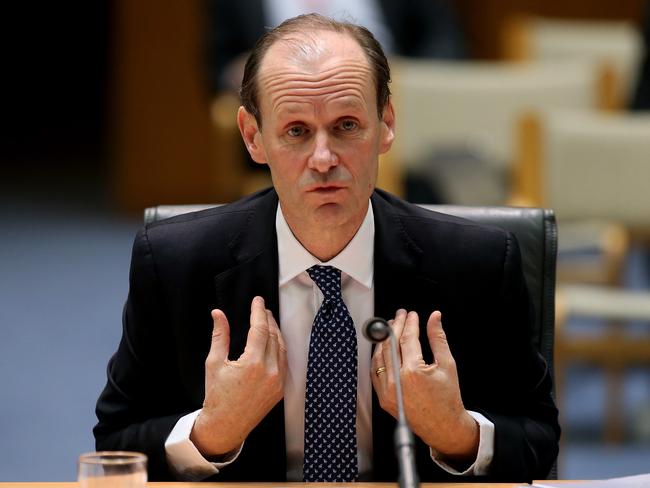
[369,191,443,479]
[214,248,280,358]
[212,189,287,480]
[213,190,280,355]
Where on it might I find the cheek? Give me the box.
[270,140,309,165]
[267,161,301,193]
[354,144,379,177]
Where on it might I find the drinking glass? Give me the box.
[78,451,147,488]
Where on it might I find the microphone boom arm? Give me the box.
[365,318,419,488]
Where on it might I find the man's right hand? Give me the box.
[190,296,287,457]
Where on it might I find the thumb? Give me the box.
[207,309,230,364]
[426,311,453,368]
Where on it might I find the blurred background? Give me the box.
[1,0,649,481]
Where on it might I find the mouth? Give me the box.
[305,184,346,193]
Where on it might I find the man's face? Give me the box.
[238,30,395,234]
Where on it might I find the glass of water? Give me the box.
[78,451,147,488]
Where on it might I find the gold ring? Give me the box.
[375,366,387,376]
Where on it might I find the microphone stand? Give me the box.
[365,318,419,488]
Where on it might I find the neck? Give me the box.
[295,227,356,262]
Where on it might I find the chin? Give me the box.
[314,200,366,227]
[313,202,346,219]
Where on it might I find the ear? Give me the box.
[237,106,267,164]
[378,99,395,155]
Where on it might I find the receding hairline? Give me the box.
[240,13,392,126]
[253,29,379,124]
[257,29,372,85]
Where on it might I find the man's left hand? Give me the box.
[371,309,479,463]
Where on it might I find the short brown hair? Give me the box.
[240,13,391,127]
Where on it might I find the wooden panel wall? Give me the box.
[454,0,646,59]
[110,0,220,213]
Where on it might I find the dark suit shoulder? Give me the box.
[145,187,277,232]
[372,188,517,292]
[372,188,509,247]
[136,188,278,275]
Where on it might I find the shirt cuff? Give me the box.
[164,409,243,481]
[429,410,494,476]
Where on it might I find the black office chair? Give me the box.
[145,203,559,478]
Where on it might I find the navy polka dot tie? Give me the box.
[303,265,358,482]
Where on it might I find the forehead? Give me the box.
[257,30,376,116]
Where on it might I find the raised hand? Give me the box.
[371,309,479,461]
[191,296,287,456]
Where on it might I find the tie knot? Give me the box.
[307,265,342,301]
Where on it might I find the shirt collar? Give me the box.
[276,202,374,289]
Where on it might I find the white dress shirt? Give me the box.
[165,201,494,480]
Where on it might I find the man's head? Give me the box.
[237,14,395,253]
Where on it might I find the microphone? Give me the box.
[363,317,419,488]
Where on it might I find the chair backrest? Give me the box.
[508,17,644,108]
[543,110,650,231]
[390,58,596,172]
[145,204,558,381]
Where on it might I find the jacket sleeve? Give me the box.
[93,227,190,481]
[477,232,560,482]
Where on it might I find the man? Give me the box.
[94,14,559,483]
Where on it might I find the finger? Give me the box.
[207,309,230,364]
[370,318,391,369]
[243,296,269,361]
[427,311,453,368]
[370,360,383,395]
[382,309,406,373]
[267,310,286,353]
[381,309,406,388]
[400,311,425,368]
[389,312,407,346]
[371,341,387,399]
[371,346,382,376]
[267,310,288,375]
[265,309,284,368]
[371,341,383,378]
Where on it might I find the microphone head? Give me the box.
[363,317,390,342]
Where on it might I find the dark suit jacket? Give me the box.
[94,188,559,482]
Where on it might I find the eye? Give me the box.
[339,119,358,131]
[287,126,306,137]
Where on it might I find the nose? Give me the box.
[307,131,338,173]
